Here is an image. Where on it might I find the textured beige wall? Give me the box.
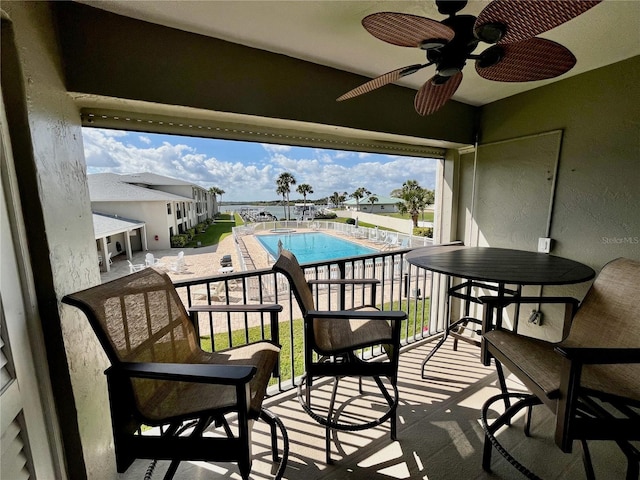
[477,57,640,269]
[4,3,115,478]
[455,57,640,340]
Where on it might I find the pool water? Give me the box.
[258,232,376,263]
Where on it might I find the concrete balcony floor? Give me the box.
[119,339,629,480]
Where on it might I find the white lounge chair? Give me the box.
[169,251,186,273]
[381,234,398,250]
[127,260,145,273]
[145,253,164,269]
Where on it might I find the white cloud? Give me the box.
[82,129,437,201]
[261,143,292,153]
[139,135,151,144]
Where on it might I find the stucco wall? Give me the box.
[477,57,640,268]
[456,57,640,340]
[93,200,174,250]
[4,3,115,478]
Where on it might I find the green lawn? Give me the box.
[185,214,237,247]
[198,298,430,383]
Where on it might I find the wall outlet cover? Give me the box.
[538,237,552,253]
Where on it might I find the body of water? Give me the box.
[224,204,287,219]
[257,232,376,263]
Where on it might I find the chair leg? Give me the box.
[260,409,280,462]
[580,440,596,480]
[326,377,341,464]
[162,460,180,480]
[524,405,533,437]
[482,432,493,472]
[373,376,397,440]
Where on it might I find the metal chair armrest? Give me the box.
[555,346,640,364]
[107,361,257,385]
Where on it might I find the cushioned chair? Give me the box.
[273,249,406,463]
[62,268,288,480]
[480,258,640,479]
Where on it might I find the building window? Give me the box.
[167,203,171,214]
[106,236,111,244]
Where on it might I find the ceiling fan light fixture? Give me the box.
[431,75,449,86]
[477,45,504,69]
[437,57,465,77]
[420,38,449,50]
[475,22,506,44]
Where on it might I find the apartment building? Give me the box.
[88,172,215,251]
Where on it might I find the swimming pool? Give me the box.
[257,232,376,263]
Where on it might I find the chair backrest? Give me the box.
[561,257,640,402]
[272,250,315,316]
[63,269,201,419]
[563,258,640,349]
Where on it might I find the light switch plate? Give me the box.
[538,237,551,253]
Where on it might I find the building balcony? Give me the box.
[103,246,627,480]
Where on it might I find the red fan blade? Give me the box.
[476,38,576,82]
[414,72,463,116]
[475,0,602,44]
[362,12,454,48]
[337,64,427,101]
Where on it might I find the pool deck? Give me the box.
[100,225,387,283]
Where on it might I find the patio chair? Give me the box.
[169,251,185,273]
[273,249,406,463]
[480,257,640,479]
[62,268,288,480]
[145,252,164,268]
[127,260,145,273]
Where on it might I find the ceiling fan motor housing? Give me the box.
[428,14,479,77]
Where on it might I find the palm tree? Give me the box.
[367,194,378,212]
[208,186,225,213]
[393,180,425,227]
[330,191,341,208]
[419,188,435,221]
[276,184,287,219]
[296,183,314,216]
[276,172,296,220]
[349,187,370,211]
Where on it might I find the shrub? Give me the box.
[171,234,189,247]
[316,212,337,219]
[413,227,433,238]
[346,218,356,225]
[187,228,196,239]
[196,222,207,233]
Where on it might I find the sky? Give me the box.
[82,128,438,202]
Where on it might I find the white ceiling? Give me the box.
[81,0,639,107]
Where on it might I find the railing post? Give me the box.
[338,260,346,310]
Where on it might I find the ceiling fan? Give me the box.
[337,0,602,115]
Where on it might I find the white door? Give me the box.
[1,90,61,478]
